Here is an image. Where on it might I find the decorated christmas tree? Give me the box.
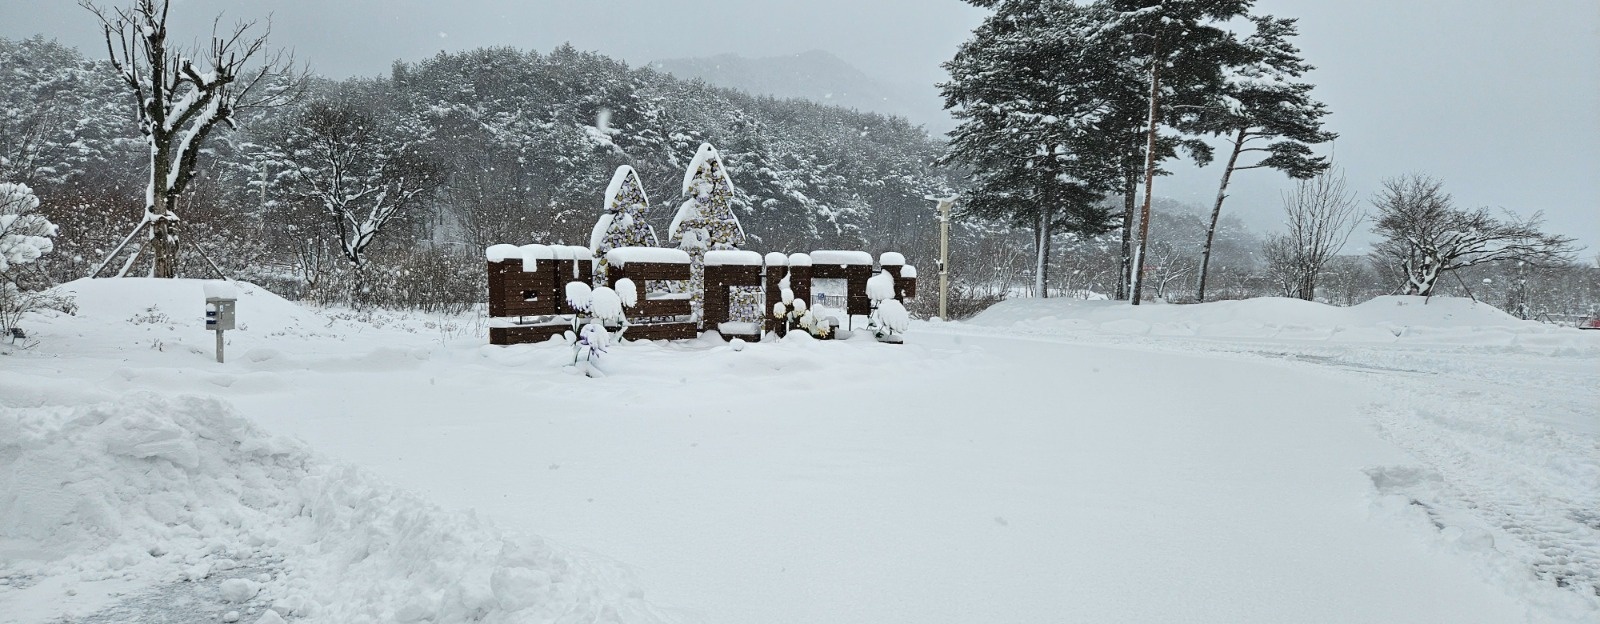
[668,143,746,321]
[588,165,659,279]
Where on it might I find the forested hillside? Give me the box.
[2,38,961,309]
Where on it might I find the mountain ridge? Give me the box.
[650,50,951,133]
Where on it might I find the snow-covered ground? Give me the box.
[2,280,1596,623]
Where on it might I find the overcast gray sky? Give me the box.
[5,0,1597,252]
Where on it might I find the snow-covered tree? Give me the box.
[1370,175,1575,297]
[80,0,297,278]
[669,143,746,321]
[0,183,62,334]
[589,165,659,277]
[269,83,442,276]
[941,0,1123,299]
[1196,15,1335,302]
[0,184,57,275]
[0,37,132,188]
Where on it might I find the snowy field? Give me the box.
[3,279,1597,623]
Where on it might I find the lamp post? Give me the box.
[926,195,956,320]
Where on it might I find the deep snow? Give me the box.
[2,280,1597,623]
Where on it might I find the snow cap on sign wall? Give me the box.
[902,265,918,278]
[605,247,691,267]
[811,250,872,266]
[879,252,906,266]
[704,250,763,266]
[485,244,521,262]
[787,253,813,267]
[519,244,553,271]
[765,252,788,267]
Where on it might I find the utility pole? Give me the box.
[927,195,957,320]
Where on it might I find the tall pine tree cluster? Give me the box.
[941,0,1335,302]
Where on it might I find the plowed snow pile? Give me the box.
[967,295,1596,349]
[0,386,660,624]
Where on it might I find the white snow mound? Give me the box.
[50,278,320,336]
[0,392,664,623]
[967,295,1599,347]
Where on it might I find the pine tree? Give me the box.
[669,143,745,321]
[1099,0,1253,304]
[1195,15,1335,302]
[942,0,1123,298]
[589,164,659,277]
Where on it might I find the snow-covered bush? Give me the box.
[770,274,831,338]
[0,182,67,336]
[866,269,910,341]
[563,281,636,376]
[0,183,56,274]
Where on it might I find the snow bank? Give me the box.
[810,250,872,266]
[606,247,690,267]
[966,295,1600,348]
[50,278,319,337]
[0,392,664,623]
[704,250,762,266]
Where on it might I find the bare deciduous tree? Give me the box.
[268,85,443,301]
[80,0,298,278]
[1262,167,1361,300]
[1370,174,1575,296]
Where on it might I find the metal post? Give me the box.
[215,329,224,363]
[936,197,954,320]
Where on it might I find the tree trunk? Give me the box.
[1197,127,1246,303]
[1117,168,1137,300]
[148,175,179,278]
[1131,39,1163,306]
[1034,207,1053,298]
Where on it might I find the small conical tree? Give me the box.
[589,165,659,279]
[669,143,745,322]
